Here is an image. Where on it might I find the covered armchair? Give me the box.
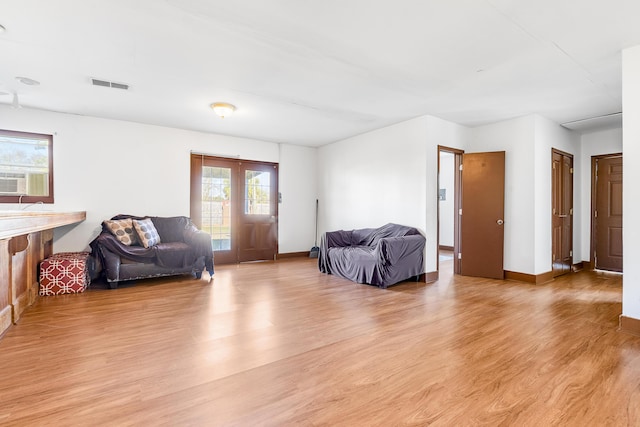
[318,223,425,288]
[90,215,214,288]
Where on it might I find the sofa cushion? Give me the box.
[103,218,139,246]
[155,242,195,268]
[151,216,189,243]
[133,218,161,248]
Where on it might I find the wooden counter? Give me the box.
[0,211,86,336]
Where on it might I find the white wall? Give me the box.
[318,116,429,232]
[622,45,640,320]
[318,114,468,274]
[318,111,587,278]
[278,143,318,252]
[0,106,317,254]
[579,127,623,261]
[468,116,537,274]
[467,115,581,275]
[439,152,455,247]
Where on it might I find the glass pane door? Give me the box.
[202,166,231,251]
[190,154,278,264]
[244,169,271,215]
[238,163,278,262]
[191,155,238,264]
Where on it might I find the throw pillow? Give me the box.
[133,218,161,248]
[104,218,139,246]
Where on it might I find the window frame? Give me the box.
[0,129,54,204]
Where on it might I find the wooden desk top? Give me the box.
[0,211,86,240]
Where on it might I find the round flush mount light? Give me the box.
[210,102,236,119]
[16,76,40,86]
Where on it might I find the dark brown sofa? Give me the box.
[91,214,214,289]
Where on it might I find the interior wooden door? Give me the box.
[190,155,278,264]
[594,155,623,272]
[237,162,278,262]
[552,149,573,277]
[460,151,505,279]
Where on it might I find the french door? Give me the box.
[190,154,278,264]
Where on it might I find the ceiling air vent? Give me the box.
[110,82,129,90]
[91,78,129,90]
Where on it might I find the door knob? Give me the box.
[497,219,504,225]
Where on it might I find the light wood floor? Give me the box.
[0,257,638,426]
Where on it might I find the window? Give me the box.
[244,169,271,215]
[0,129,54,204]
[202,165,232,251]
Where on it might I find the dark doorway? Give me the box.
[438,146,463,275]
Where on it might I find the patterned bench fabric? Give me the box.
[39,252,91,295]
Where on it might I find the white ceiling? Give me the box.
[0,0,637,146]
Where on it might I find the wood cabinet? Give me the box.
[0,211,85,336]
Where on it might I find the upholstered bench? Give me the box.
[39,252,93,295]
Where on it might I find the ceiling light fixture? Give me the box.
[16,76,40,86]
[211,102,236,119]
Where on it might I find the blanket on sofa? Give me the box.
[318,223,425,288]
[90,215,214,272]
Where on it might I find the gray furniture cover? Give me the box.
[318,223,425,288]
[90,215,214,288]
